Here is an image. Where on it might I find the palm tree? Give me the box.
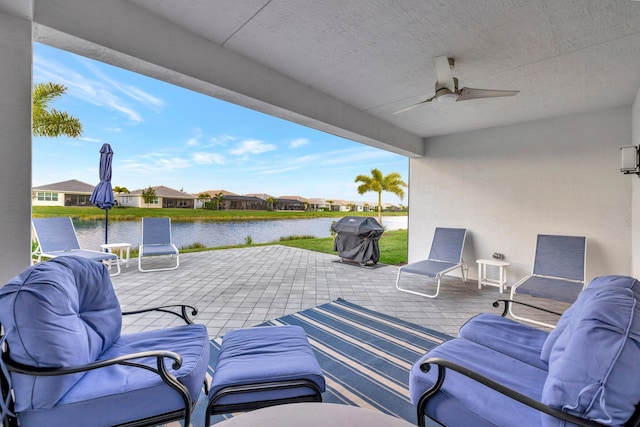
[355,168,407,225]
[213,192,225,210]
[198,192,211,209]
[32,82,83,138]
[113,186,130,195]
[113,186,130,206]
[266,197,278,211]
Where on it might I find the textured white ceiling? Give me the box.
[124,0,640,139]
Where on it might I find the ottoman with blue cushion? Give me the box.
[205,325,325,426]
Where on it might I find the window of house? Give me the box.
[37,191,59,201]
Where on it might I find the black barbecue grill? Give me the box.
[331,216,384,266]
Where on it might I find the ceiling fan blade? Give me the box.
[393,96,435,114]
[435,56,455,92]
[457,87,519,102]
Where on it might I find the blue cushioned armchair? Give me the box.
[0,256,210,427]
[410,275,640,427]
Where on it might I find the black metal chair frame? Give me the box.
[1,305,205,427]
[205,379,323,427]
[415,300,640,427]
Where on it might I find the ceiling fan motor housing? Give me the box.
[434,77,459,102]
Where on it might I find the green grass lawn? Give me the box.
[277,229,407,265]
[32,206,407,222]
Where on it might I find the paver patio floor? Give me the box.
[113,245,566,338]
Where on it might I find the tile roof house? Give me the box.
[245,193,274,201]
[306,198,328,211]
[118,185,196,209]
[221,195,268,211]
[197,189,238,197]
[32,179,96,207]
[275,196,308,211]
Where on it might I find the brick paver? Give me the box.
[113,245,564,338]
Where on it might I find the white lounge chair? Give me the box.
[395,227,467,298]
[509,234,587,328]
[138,217,180,272]
[32,217,120,275]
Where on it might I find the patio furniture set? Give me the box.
[1,223,638,426]
[31,216,180,274]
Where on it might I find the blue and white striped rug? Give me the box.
[190,298,452,426]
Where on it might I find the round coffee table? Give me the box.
[214,403,414,427]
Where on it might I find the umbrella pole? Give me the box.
[105,209,109,246]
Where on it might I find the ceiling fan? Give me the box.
[394,56,519,114]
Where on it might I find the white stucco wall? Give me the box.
[0,10,33,283]
[409,107,632,284]
[632,88,640,279]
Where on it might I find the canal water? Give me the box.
[74,216,408,250]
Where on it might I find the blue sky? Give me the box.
[32,43,409,205]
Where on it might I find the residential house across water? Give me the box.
[118,185,196,209]
[32,179,95,207]
[32,180,402,212]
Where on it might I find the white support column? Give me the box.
[0,8,33,282]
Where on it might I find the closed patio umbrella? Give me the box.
[89,143,115,245]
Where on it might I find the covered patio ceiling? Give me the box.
[12,0,640,158]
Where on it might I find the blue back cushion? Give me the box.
[428,228,466,263]
[541,275,640,426]
[142,217,172,245]
[533,235,585,281]
[32,217,81,252]
[0,257,122,410]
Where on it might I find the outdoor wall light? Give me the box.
[620,145,640,175]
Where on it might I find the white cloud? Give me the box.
[119,156,192,173]
[317,147,398,166]
[289,138,309,149]
[193,152,224,165]
[83,60,166,110]
[229,139,277,156]
[105,100,142,123]
[257,165,303,175]
[122,85,165,110]
[250,154,316,175]
[79,137,102,142]
[208,134,236,146]
[33,53,165,124]
[186,129,204,146]
[156,157,192,170]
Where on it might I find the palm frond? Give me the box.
[32,82,83,138]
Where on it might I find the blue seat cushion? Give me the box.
[401,259,458,277]
[17,324,210,427]
[541,276,640,427]
[458,313,549,370]
[141,244,178,256]
[410,338,548,427]
[210,325,325,405]
[0,257,121,410]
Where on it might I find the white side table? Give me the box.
[101,243,131,268]
[476,259,510,293]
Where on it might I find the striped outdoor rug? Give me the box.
[189,298,452,426]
